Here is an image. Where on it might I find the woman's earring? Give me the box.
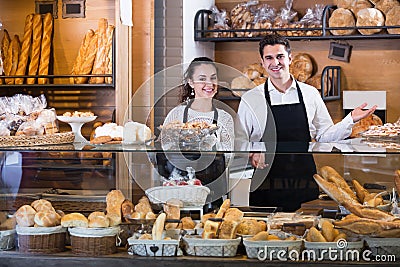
[190,89,194,96]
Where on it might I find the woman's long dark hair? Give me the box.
[179,57,218,103]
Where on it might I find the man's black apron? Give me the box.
[156,100,227,204]
[249,81,319,211]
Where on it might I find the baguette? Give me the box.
[38,13,53,84]
[1,29,11,84]
[351,179,370,203]
[5,35,21,85]
[71,29,98,84]
[27,14,42,84]
[15,14,34,84]
[152,212,166,240]
[105,25,114,84]
[320,166,358,201]
[90,18,108,84]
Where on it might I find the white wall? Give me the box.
[182,0,215,64]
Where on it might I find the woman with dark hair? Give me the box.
[164,57,234,151]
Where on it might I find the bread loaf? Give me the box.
[350,114,382,138]
[320,166,358,201]
[38,13,53,84]
[31,199,54,212]
[375,0,400,15]
[1,29,11,62]
[385,6,400,34]
[250,231,269,241]
[106,189,125,217]
[15,14,34,84]
[179,216,196,229]
[223,208,243,223]
[88,211,109,228]
[230,76,254,90]
[202,220,219,239]
[72,30,98,84]
[321,220,336,242]
[236,219,263,235]
[5,35,20,85]
[121,199,135,220]
[34,210,61,227]
[290,53,314,82]
[356,8,385,35]
[306,74,331,96]
[90,18,108,84]
[15,205,37,227]
[61,212,88,228]
[306,226,327,242]
[329,8,356,35]
[351,0,373,16]
[134,196,153,214]
[27,14,42,84]
[152,212,166,240]
[105,25,115,84]
[218,220,239,239]
[215,198,230,218]
[351,179,370,203]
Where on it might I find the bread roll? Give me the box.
[250,231,269,241]
[306,226,327,242]
[236,219,263,235]
[27,14,42,84]
[130,211,143,219]
[135,196,153,214]
[180,216,196,229]
[219,220,239,239]
[223,208,244,222]
[34,210,60,227]
[329,8,356,35]
[15,205,36,227]
[107,213,122,226]
[31,199,54,212]
[321,220,336,242]
[290,53,314,82]
[88,211,106,221]
[61,212,88,228]
[152,212,166,240]
[385,6,400,34]
[333,232,347,242]
[88,212,109,228]
[356,8,385,35]
[38,13,53,84]
[105,25,115,84]
[106,189,125,217]
[375,0,400,15]
[215,199,230,218]
[15,14,34,84]
[90,18,108,84]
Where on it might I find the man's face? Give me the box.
[260,44,292,81]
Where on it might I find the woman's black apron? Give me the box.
[156,100,227,204]
[249,81,319,211]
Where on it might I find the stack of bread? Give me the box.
[313,166,400,237]
[306,220,347,242]
[15,199,62,227]
[121,195,156,221]
[71,18,114,84]
[330,0,400,35]
[1,13,53,85]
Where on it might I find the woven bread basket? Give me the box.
[68,226,120,256]
[0,229,16,251]
[182,236,241,257]
[145,185,210,206]
[16,225,67,254]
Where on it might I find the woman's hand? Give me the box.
[249,153,267,169]
[351,103,377,123]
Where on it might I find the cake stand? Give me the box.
[57,116,97,144]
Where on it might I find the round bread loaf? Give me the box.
[375,0,400,15]
[329,8,356,35]
[385,6,400,34]
[350,114,383,138]
[15,205,37,227]
[31,199,54,212]
[356,8,385,35]
[335,0,353,9]
[306,74,332,96]
[236,219,263,235]
[231,76,254,89]
[34,210,61,227]
[290,53,314,82]
[351,0,373,16]
[61,212,88,228]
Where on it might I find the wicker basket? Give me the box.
[364,237,400,259]
[68,226,120,256]
[0,194,40,212]
[0,132,74,147]
[182,236,241,257]
[127,237,181,256]
[0,229,16,251]
[145,185,210,206]
[243,236,303,260]
[16,225,67,254]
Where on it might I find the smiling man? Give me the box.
[237,34,377,211]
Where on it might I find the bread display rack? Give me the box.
[194,5,400,42]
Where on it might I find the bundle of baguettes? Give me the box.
[1,13,53,85]
[71,18,114,84]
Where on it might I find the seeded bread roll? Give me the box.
[90,18,108,84]
[385,6,400,34]
[27,14,42,84]
[356,8,385,35]
[329,8,356,35]
[38,13,53,84]
[15,14,34,84]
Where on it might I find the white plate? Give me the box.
[57,116,97,123]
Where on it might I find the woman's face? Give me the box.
[189,63,218,99]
